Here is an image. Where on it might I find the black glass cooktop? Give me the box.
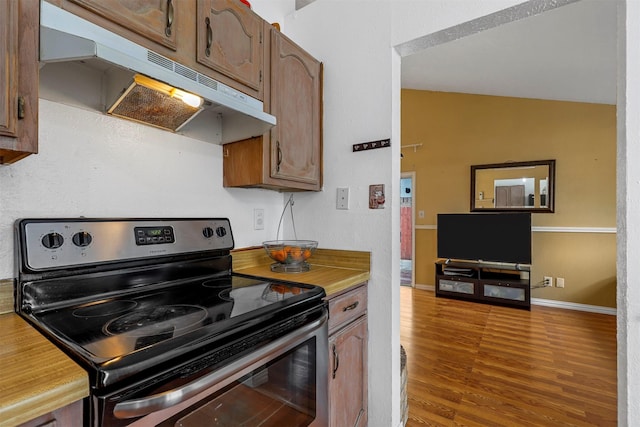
[31,275,322,362]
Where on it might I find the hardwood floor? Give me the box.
[400,287,617,426]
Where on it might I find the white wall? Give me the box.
[0,100,285,278]
[250,0,294,29]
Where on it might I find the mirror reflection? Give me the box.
[471,160,555,213]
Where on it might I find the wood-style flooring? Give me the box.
[400,287,617,427]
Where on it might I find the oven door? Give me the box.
[98,309,328,427]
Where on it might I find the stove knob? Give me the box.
[72,231,93,247]
[202,227,214,238]
[41,232,64,249]
[215,226,227,238]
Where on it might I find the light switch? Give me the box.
[254,209,264,230]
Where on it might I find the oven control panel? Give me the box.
[18,218,234,270]
[134,226,175,246]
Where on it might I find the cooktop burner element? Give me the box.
[104,304,208,337]
[73,300,139,318]
[202,278,230,288]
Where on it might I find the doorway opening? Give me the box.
[400,172,415,286]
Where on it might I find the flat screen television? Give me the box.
[437,212,532,265]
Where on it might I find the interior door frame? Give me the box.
[401,171,416,287]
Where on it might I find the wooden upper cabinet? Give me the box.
[0,0,18,140]
[269,28,322,187]
[65,0,178,50]
[222,25,322,192]
[196,0,263,92]
[0,0,38,164]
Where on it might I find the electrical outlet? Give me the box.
[544,276,553,287]
[556,277,565,288]
[337,187,349,210]
[253,209,264,230]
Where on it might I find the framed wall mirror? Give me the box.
[471,159,556,213]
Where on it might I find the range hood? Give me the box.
[39,2,276,144]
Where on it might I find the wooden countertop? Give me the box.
[0,313,89,427]
[232,247,371,297]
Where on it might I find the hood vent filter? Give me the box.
[108,75,203,132]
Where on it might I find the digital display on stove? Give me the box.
[134,226,175,246]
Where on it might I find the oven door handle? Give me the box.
[113,310,328,419]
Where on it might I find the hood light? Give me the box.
[107,74,204,132]
[170,89,204,108]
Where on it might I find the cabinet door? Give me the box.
[17,399,83,427]
[196,0,263,92]
[269,29,322,188]
[329,316,368,427]
[0,0,18,139]
[222,26,322,192]
[66,0,177,50]
[0,0,38,164]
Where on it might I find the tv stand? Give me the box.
[435,260,531,310]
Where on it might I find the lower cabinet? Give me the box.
[17,399,83,427]
[327,284,368,427]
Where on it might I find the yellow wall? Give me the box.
[401,90,616,308]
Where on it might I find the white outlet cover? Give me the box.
[337,187,349,210]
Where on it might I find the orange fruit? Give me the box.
[288,247,303,261]
[270,249,286,262]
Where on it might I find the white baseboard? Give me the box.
[531,298,616,315]
[410,286,616,316]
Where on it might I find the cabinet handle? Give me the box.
[276,141,282,172]
[205,17,212,57]
[165,0,174,37]
[332,344,340,379]
[17,96,25,119]
[342,301,359,312]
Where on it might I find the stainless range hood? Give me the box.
[39,2,276,144]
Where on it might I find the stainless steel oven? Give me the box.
[123,314,327,426]
[14,218,328,427]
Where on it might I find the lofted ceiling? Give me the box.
[401,0,618,105]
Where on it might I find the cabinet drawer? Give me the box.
[483,284,526,301]
[328,285,367,334]
[438,279,475,295]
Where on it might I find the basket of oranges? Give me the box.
[262,240,318,272]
